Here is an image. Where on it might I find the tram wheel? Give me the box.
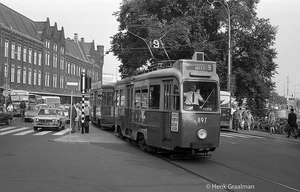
[138,134,147,151]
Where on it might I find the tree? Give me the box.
[110,0,278,117]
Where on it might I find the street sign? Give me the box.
[2,90,9,97]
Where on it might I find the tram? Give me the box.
[92,52,221,156]
[90,83,116,129]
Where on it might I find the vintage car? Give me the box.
[32,108,68,131]
[24,104,48,122]
[0,106,13,125]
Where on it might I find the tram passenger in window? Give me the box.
[183,85,205,106]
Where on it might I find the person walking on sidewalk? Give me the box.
[287,108,297,139]
[69,104,77,133]
[268,110,276,135]
[233,107,242,131]
[245,110,254,132]
[75,104,81,132]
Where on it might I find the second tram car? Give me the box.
[91,53,221,156]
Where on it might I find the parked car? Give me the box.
[57,104,70,124]
[0,106,13,125]
[32,108,68,131]
[24,104,48,122]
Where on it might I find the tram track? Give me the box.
[107,129,300,192]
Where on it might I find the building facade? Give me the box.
[0,3,104,105]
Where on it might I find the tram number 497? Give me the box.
[197,117,207,124]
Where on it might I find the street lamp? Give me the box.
[208,0,231,93]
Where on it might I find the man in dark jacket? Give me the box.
[287,108,298,139]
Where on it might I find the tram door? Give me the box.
[162,80,172,144]
[125,85,133,130]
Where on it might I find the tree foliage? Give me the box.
[110,0,278,117]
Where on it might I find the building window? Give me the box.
[5,40,9,57]
[23,47,27,62]
[45,40,50,49]
[53,54,57,68]
[17,67,21,83]
[28,68,32,85]
[11,42,15,59]
[33,70,37,86]
[17,44,21,60]
[11,65,15,82]
[53,43,57,52]
[38,71,41,86]
[53,74,57,88]
[67,63,70,74]
[34,50,37,65]
[28,48,32,64]
[38,52,42,66]
[45,72,49,87]
[60,57,64,70]
[23,67,26,84]
[45,51,50,66]
[60,76,64,89]
[60,47,64,54]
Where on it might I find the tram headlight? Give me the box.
[197,129,207,140]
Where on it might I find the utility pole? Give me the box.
[287,76,290,97]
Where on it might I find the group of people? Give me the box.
[69,103,90,134]
[232,108,254,131]
[232,107,298,139]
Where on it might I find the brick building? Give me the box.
[0,3,104,105]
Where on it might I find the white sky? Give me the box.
[1,0,299,97]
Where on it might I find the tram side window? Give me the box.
[116,90,120,106]
[120,89,125,107]
[102,92,107,106]
[134,89,141,108]
[107,92,113,106]
[172,85,180,110]
[141,88,148,109]
[149,85,160,109]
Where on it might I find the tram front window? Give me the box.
[183,81,218,111]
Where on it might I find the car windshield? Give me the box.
[38,109,60,116]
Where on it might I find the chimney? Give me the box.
[74,33,78,42]
[81,38,84,42]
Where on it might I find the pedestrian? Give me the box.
[75,105,81,132]
[68,103,77,133]
[233,107,242,131]
[245,110,254,132]
[19,100,26,119]
[84,103,90,133]
[287,108,297,139]
[268,110,276,135]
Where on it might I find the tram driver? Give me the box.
[184,84,205,110]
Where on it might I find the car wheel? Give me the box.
[6,119,11,125]
[33,127,38,131]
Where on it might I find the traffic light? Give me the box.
[85,75,91,91]
[80,74,91,92]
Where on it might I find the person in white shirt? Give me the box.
[184,85,205,106]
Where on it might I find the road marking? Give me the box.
[53,128,70,135]
[0,127,31,135]
[33,131,53,135]
[221,132,264,139]
[0,127,17,132]
[14,130,36,135]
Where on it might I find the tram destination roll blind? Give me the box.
[186,63,213,72]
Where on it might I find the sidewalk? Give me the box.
[51,124,124,144]
[222,128,300,143]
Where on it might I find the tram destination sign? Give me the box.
[186,63,213,72]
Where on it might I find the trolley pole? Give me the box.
[81,69,85,134]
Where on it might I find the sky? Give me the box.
[1,0,299,97]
